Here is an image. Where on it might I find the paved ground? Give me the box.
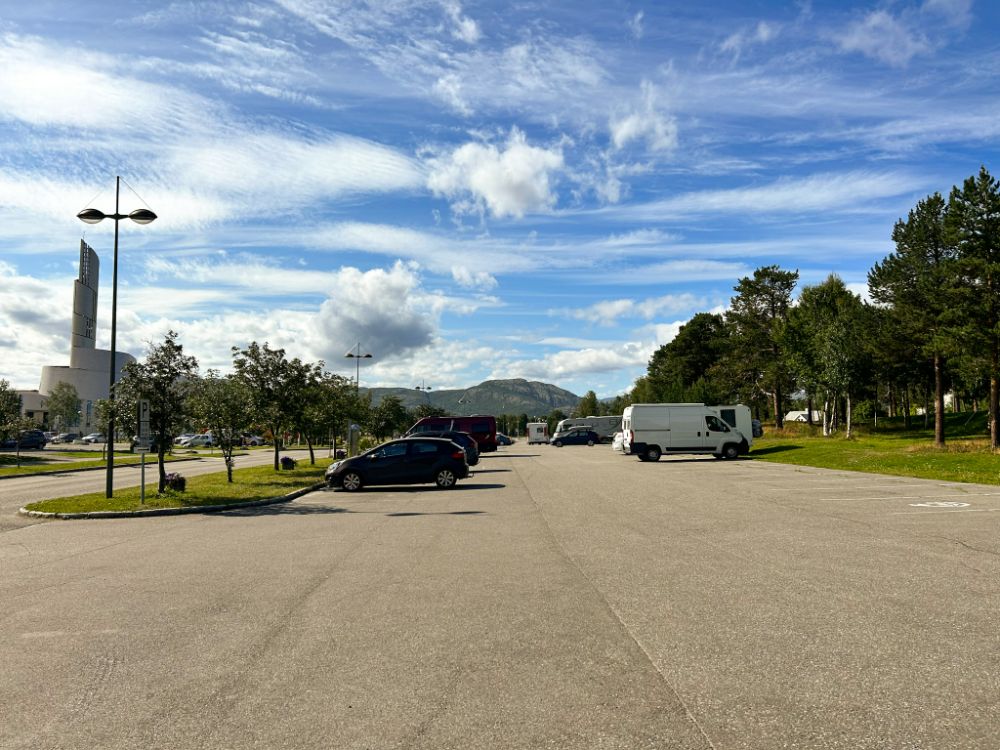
[2,445,998,749]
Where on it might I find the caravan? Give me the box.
[526,422,549,444]
[622,403,751,462]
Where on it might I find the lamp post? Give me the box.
[344,343,372,394]
[415,379,432,392]
[77,176,157,499]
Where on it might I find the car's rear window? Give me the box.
[411,441,442,455]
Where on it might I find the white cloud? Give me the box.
[609,81,678,153]
[442,0,481,43]
[628,11,644,40]
[836,10,930,67]
[426,128,565,218]
[592,260,751,285]
[921,0,973,29]
[557,293,706,325]
[609,170,919,220]
[501,343,649,381]
[451,266,498,290]
[720,20,779,56]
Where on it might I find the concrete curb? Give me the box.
[19,482,326,520]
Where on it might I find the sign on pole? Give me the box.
[137,399,150,438]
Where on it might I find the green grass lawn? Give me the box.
[23,461,328,514]
[751,411,1000,485]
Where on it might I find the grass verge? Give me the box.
[23,462,327,514]
[751,427,1000,485]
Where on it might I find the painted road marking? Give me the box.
[909,501,970,508]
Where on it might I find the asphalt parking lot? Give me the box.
[2,445,998,749]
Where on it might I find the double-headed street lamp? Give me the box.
[344,342,372,394]
[415,379,432,392]
[77,176,157,499]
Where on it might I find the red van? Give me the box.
[406,415,498,452]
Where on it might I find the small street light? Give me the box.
[415,379,432,392]
[77,176,157,499]
[344,342,372,394]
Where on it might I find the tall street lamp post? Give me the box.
[344,342,372,394]
[77,176,157,499]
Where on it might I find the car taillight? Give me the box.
[451,450,466,461]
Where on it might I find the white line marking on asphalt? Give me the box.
[909,501,970,508]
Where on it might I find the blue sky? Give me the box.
[1,0,997,398]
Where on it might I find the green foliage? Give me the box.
[188,372,253,481]
[46,381,81,431]
[576,390,600,418]
[366,395,409,440]
[232,341,322,470]
[115,331,199,492]
[0,379,22,441]
[725,265,799,424]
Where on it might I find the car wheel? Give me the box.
[645,446,661,462]
[435,468,457,488]
[723,444,739,460]
[341,472,363,491]
[554,440,563,447]
[587,439,594,446]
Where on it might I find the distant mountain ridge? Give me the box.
[365,378,581,416]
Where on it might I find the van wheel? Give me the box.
[645,446,661,462]
[722,444,739,460]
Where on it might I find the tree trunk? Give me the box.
[307,436,315,465]
[822,394,831,437]
[933,354,945,447]
[846,392,853,439]
[904,389,912,430]
[992,352,999,451]
[158,446,167,493]
[807,395,814,426]
[773,384,784,429]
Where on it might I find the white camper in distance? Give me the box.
[622,403,751,462]
[526,422,549,444]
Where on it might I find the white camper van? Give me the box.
[621,403,751,462]
[526,422,549,444]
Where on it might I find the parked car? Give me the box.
[1,429,48,450]
[173,433,195,445]
[404,429,479,465]
[51,432,79,444]
[81,433,106,443]
[752,419,764,438]
[179,433,214,447]
[43,431,57,441]
[243,434,266,446]
[496,433,514,446]
[550,428,600,447]
[325,437,469,491]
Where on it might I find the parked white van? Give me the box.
[622,403,751,462]
[526,422,549,444]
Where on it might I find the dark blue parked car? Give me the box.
[326,437,469,491]
[550,428,600,447]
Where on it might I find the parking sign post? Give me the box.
[137,400,150,504]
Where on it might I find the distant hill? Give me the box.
[365,378,581,417]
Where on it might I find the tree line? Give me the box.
[610,166,1000,449]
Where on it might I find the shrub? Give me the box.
[280,456,297,470]
[164,472,186,492]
